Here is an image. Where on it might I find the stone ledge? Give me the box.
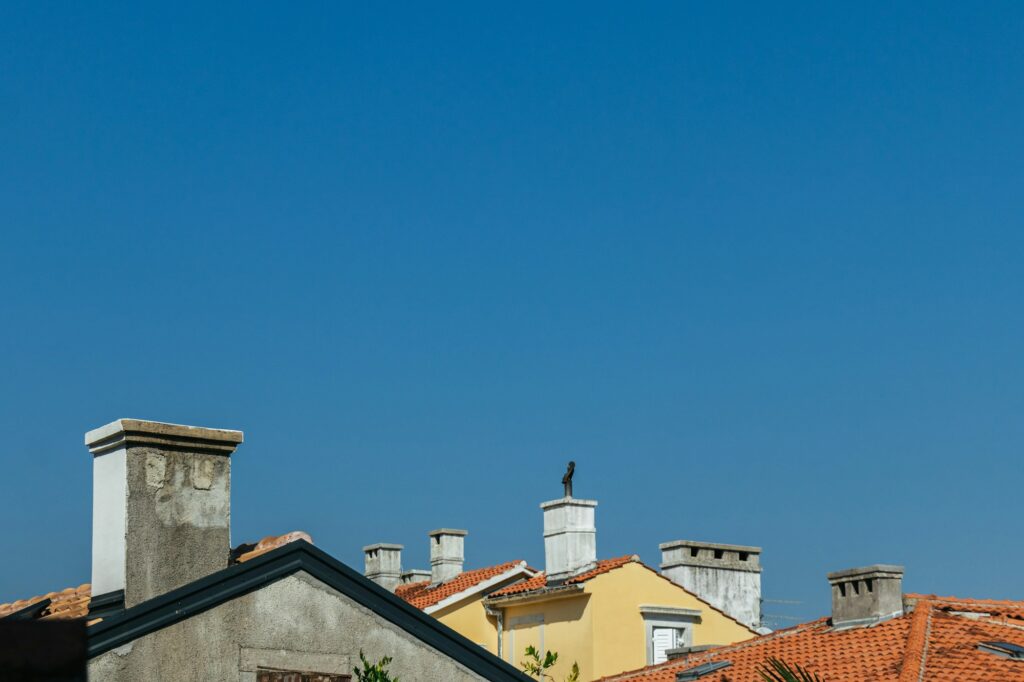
[827,564,904,583]
[85,419,243,456]
[539,497,598,509]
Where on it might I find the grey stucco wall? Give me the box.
[89,572,488,682]
[123,446,232,607]
[661,565,761,629]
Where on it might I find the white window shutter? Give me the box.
[651,627,681,664]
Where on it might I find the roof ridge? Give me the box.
[897,600,932,682]
[906,593,1024,608]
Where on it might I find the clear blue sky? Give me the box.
[2,2,1022,624]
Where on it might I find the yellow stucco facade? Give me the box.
[431,561,755,682]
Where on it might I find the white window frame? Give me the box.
[639,605,701,665]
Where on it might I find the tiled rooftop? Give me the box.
[489,555,639,597]
[0,531,312,622]
[597,595,1024,682]
[395,560,530,610]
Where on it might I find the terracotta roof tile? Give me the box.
[489,555,639,598]
[597,595,1024,682]
[395,561,529,610]
[0,531,312,623]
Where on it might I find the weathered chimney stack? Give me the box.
[401,569,431,585]
[827,565,904,628]
[363,543,403,592]
[660,540,762,629]
[85,419,243,608]
[429,529,467,585]
[541,497,597,582]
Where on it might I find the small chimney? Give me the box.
[429,529,467,585]
[541,496,597,582]
[401,569,431,585]
[660,540,762,629]
[85,419,243,608]
[363,543,403,592]
[827,565,904,628]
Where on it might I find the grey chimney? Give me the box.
[429,529,467,585]
[401,568,431,585]
[827,564,904,627]
[660,540,762,629]
[85,418,243,608]
[541,496,597,582]
[363,543,403,592]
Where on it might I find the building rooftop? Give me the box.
[0,531,312,623]
[394,560,533,610]
[596,594,1024,682]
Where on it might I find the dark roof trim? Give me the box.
[87,540,531,682]
[87,590,124,619]
[2,598,51,621]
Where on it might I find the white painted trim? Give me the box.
[424,562,535,615]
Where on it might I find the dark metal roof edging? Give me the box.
[86,540,532,682]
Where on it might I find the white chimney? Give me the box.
[363,543,403,592]
[85,419,243,608]
[541,497,597,582]
[429,529,466,585]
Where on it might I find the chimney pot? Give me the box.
[85,419,243,608]
[826,564,904,627]
[363,543,403,592]
[428,529,466,585]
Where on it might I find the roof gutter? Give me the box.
[484,583,586,607]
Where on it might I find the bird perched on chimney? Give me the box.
[562,461,575,498]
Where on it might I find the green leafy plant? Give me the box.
[756,657,824,682]
[354,651,399,682]
[520,645,579,682]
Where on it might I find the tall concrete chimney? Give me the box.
[85,419,243,608]
[660,540,762,629]
[827,564,904,628]
[363,543,403,592]
[429,529,466,585]
[541,497,597,582]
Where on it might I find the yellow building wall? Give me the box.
[434,599,499,654]
[426,563,756,682]
[501,593,594,681]
[587,563,755,679]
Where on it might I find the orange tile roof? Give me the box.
[489,555,639,597]
[395,560,530,610]
[0,531,311,622]
[597,595,1024,682]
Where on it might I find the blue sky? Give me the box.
[2,2,1022,624]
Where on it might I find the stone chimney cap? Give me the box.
[428,528,468,537]
[659,540,762,554]
[363,543,404,552]
[540,497,597,510]
[827,564,904,583]
[85,419,244,456]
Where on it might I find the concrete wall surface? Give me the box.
[89,572,488,682]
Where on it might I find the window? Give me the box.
[651,626,684,664]
[639,605,700,665]
[256,672,350,682]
